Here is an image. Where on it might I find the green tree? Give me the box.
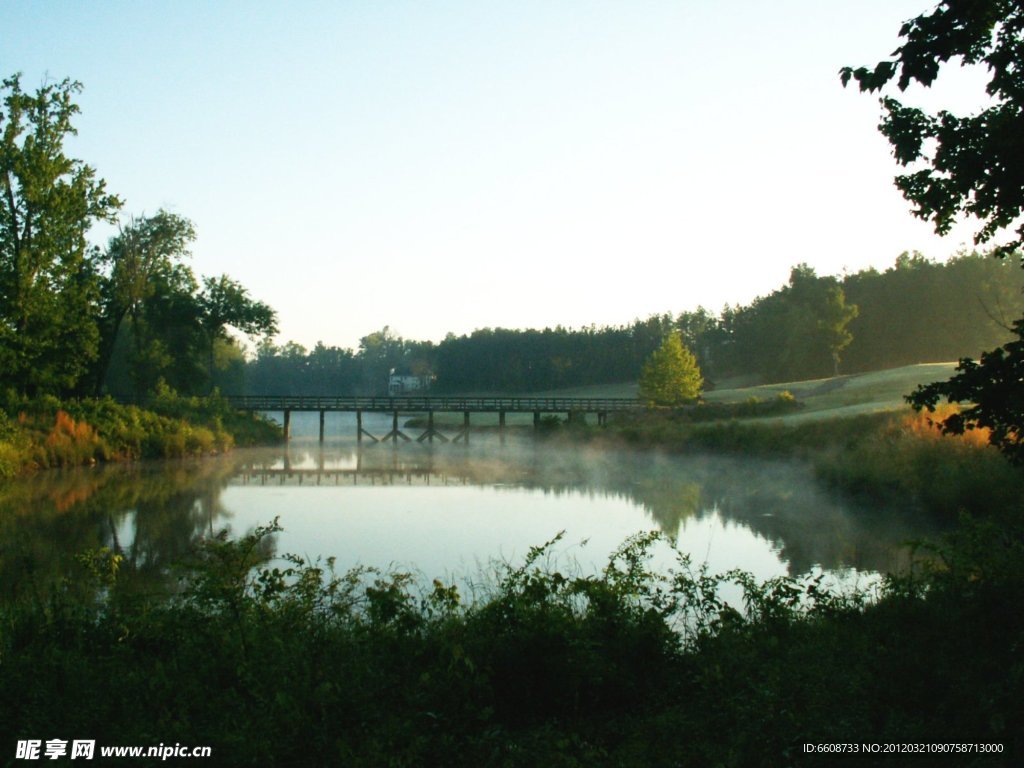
[93,210,196,394]
[0,74,121,395]
[197,275,277,392]
[358,326,409,394]
[844,1,1024,460]
[638,331,703,407]
[778,265,859,379]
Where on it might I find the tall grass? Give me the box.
[0,390,281,475]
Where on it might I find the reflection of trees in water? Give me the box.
[2,440,948,604]
[0,457,257,603]
[267,441,943,576]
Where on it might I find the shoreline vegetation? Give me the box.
[0,384,282,479]
[2,516,1021,765]
[602,403,1024,521]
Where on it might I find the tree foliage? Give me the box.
[638,331,703,407]
[0,74,121,395]
[94,210,196,394]
[841,0,1024,259]
[0,73,277,400]
[196,275,277,390]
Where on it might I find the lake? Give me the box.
[0,411,948,603]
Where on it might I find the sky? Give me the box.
[0,1,997,351]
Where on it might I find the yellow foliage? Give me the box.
[902,404,991,448]
[44,410,102,465]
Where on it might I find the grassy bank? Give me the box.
[1,519,1020,766]
[601,405,1024,520]
[0,387,281,478]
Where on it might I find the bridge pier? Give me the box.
[283,409,291,441]
[382,410,411,443]
[319,410,326,443]
[356,410,378,443]
[453,411,470,443]
[417,411,449,443]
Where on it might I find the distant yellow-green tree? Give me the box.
[638,331,703,406]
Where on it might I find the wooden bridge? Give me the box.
[225,395,645,442]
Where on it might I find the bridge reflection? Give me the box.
[233,467,474,487]
[231,446,526,488]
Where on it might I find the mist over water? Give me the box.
[0,411,948,602]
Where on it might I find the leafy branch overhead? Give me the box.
[840,0,1024,259]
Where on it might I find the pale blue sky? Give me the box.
[1,1,992,350]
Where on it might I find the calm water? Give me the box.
[0,412,948,602]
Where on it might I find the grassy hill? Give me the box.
[704,362,958,424]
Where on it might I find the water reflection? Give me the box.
[0,437,947,602]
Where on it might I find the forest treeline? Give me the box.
[246,251,1024,395]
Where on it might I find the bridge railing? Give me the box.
[224,395,645,413]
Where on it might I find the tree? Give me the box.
[844,1,1024,461]
[638,331,703,407]
[0,74,121,395]
[779,265,859,379]
[357,326,409,394]
[93,210,196,394]
[197,275,277,391]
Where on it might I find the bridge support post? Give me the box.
[417,411,449,443]
[283,409,291,441]
[382,410,411,443]
[356,410,378,443]
[533,411,540,429]
[319,410,326,443]
[453,411,470,443]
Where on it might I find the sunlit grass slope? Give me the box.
[521,363,958,424]
[705,363,958,423]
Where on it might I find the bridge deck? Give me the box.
[226,395,644,413]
